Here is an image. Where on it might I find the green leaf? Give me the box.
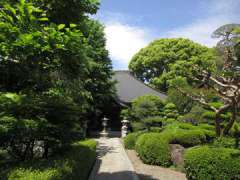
[39,17,48,21]
[4,4,16,15]
[58,24,65,30]
[70,24,77,28]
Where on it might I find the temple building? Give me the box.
[88,70,167,133]
[113,70,167,105]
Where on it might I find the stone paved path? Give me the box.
[88,138,139,180]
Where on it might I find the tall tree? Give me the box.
[171,24,240,137]
[0,0,114,159]
[129,38,215,91]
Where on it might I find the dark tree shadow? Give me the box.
[96,141,118,158]
[0,144,96,180]
[91,171,156,180]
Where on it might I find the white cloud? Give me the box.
[99,0,240,69]
[167,16,230,47]
[167,0,240,47]
[104,22,150,69]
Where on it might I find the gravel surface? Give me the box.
[126,149,187,180]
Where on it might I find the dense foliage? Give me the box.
[184,146,240,180]
[135,133,171,166]
[1,139,97,180]
[121,95,166,131]
[129,38,215,91]
[130,95,165,120]
[125,24,240,178]
[127,121,216,167]
[122,95,182,132]
[124,131,144,149]
[170,24,240,137]
[167,88,194,114]
[0,0,113,161]
[161,122,215,146]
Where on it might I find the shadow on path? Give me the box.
[88,138,140,180]
[97,141,117,158]
[92,170,156,180]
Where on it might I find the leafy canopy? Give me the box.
[129,38,216,91]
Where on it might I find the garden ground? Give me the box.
[89,137,186,180]
[126,149,186,180]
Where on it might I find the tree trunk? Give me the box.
[29,140,34,159]
[43,142,49,159]
[223,102,237,135]
[215,111,222,137]
[22,141,31,161]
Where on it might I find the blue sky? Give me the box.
[94,0,240,70]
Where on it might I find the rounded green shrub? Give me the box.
[131,121,146,132]
[164,122,216,144]
[135,133,171,167]
[124,132,143,149]
[170,130,206,147]
[8,168,60,180]
[229,122,240,137]
[178,123,197,130]
[178,106,206,124]
[197,123,215,131]
[212,137,236,148]
[162,118,177,126]
[131,95,165,120]
[6,139,97,180]
[149,127,163,133]
[184,146,240,180]
[142,116,163,129]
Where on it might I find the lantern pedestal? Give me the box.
[100,117,109,138]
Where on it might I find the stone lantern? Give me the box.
[121,118,129,137]
[100,116,109,138]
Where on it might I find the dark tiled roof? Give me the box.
[113,70,167,104]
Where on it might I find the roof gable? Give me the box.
[113,70,167,103]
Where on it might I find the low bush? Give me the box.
[131,95,165,120]
[149,127,163,133]
[1,139,97,180]
[230,122,240,137]
[131,122,146,132]
[163,103,179,119]
[142,116,163,130]
[124,132,144,149]
[201,129,216,141]
[164,122,216,145]
[184,146,240,180]
[170,130,206,147]
[135,133,171,167]
[162,118,177,126]
[0,93,84,160]
[212,137,236,149]
[178,106,206,124]
[178,123,197,130]
[197,123,215,130]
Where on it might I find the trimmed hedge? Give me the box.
[170,130,206,147]
[135,133,171,167]
[212,137,236,148]
[184,146,240,180]
[124,132,143,149]
[130,122,217,168]
[2,139,97,180]
[149,127,162,133]
[198,123,215,131]
[131,121,146,132]
[142,116,163,129]
[163,122,216,146]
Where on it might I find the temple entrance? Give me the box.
[87,99,124,137]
